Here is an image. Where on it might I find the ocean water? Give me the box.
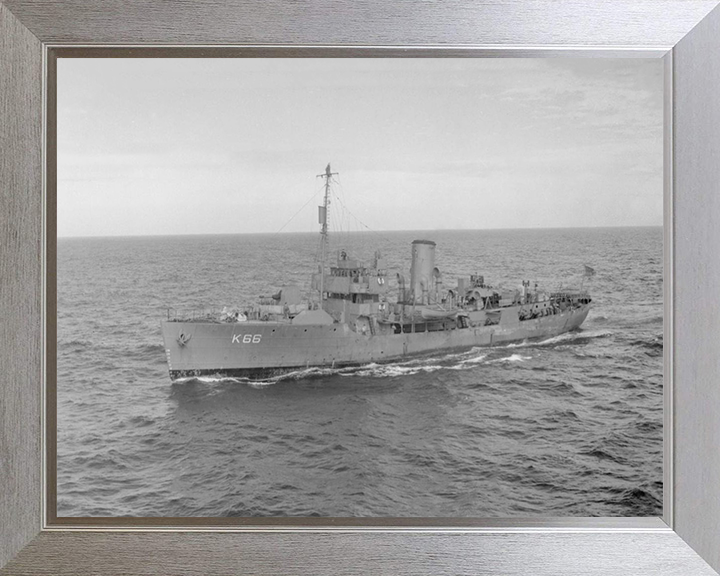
[57,227,663,517]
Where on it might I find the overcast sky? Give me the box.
[57,58,663,238]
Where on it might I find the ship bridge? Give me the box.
[313,249,388,300]
[312,249,390,323]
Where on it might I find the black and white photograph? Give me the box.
[57,58,663,518]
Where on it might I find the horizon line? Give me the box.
[57,223,663,240]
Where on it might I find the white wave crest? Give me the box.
[538,329,613,346]
[348,363,446,378]
[505,329,613,349]
[458,354,489,365]
[486,354,531,364]
[397,347,486,367]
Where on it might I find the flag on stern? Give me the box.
[584,265,596,278]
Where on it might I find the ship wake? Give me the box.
[170,346,535,386]
[169,331,609,386]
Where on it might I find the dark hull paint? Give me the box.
[162,305,591,382]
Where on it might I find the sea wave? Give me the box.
[628,335,663,356]
[57,227,664,518]
[485,354,531,364]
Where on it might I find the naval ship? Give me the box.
[162,164,592,381]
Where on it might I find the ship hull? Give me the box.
[162,305,591,381]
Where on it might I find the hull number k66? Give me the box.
[232,334,263,344]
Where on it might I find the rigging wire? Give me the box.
[294,173,394,275]
[330,175,351,250]
[333,176,395,245]
[276,183,324,234]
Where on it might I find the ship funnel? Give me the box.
[410,240,436,305]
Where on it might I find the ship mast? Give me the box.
[317,163,338,302]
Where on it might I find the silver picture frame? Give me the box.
[2,1,720,574]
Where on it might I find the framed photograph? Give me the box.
[2,2,720,575]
